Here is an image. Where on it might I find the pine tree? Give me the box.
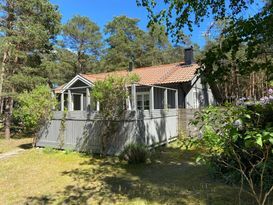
[103,16,145,71]
[102,16,185,71]
[40,46,77,85]
[62,15,103,74]
[0,0,61,139]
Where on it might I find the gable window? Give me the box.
[137,92,150,110]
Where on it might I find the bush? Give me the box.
[13,85,56,134]
[188,104,273,205]
[91,74,139,155]
[119,143,150,164]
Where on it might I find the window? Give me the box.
[136,92,150,110]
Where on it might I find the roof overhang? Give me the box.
[60,74,94,94]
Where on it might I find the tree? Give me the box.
[62,15,103,74]
[139,24,173,66]
[40,46,77,85]
[103,16,184,71]
[0,0,61,139]
[103,16,146,71]
[136,0,262,41]
[196,9,273,102]
[137,0,273,99]
[200,4,273,81]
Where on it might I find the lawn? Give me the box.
[0,136,32,154]
[0,141,254,205]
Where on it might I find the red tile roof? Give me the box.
[81,62,198,85]
[54,62,199,93]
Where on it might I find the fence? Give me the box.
[37,109,178,155]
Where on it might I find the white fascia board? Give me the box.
[61,75,94,93]
[191,73,200,86]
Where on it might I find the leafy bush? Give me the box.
[91,74,139,155]
[188,104,273,205]
[13,85,56,145]
[92,73,139,119]
[119,143,150,164]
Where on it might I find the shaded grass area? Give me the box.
[0,136,32,154]
[0,142,254,205]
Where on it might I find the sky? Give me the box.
[50,0,263,48]
[50,0,211,47]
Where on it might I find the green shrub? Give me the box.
[119,143,150,164]
[13,85,56,134]
[91,74,139,155]
[188,104,273,205]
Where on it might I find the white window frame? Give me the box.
[136,92,150,110]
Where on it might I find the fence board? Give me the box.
[37,109,178,155]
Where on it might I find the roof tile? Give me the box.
[81,62,198,85]
[55,62,199,93]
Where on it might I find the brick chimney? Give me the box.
[128,61,134,72]
[184,46,194,65]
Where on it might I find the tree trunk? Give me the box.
[77,49,83,74]
[4,97,13,140]
[0,50,8,99]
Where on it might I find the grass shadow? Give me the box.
[18,143,33,150]
[24,144,255,205]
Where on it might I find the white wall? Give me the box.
[185,77,215,109]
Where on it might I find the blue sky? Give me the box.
[50,0,263,48]
[50,0,211,47]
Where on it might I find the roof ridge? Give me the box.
[83,62,184,76]
[82,70,127,77]
[132,62,182,71]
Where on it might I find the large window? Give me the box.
[137,92,150,110]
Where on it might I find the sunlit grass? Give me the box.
[0,137,32,154]
[0,141,253,205]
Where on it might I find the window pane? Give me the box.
[137,95,142,110]
[136,93,150,110]
[137,101,142,110]
[144,94,150,110]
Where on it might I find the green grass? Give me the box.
[0,141,254,205]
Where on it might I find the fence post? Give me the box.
[150,86,154,111]
[131,83,137,111]
[175,90,178,109]
[68,90,72,111]
[86,88,90,111]
[164,89,168,109]
[80,94,84,111]
[96,101,100,111]
[61,92,64,111]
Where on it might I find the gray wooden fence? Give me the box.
[37,109,178,155]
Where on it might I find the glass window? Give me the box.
[136,92,150,110]
[137,95,143,110]
[144,94,150,110]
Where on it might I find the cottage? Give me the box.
[54,48,214,111]
[37,48,215,155]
